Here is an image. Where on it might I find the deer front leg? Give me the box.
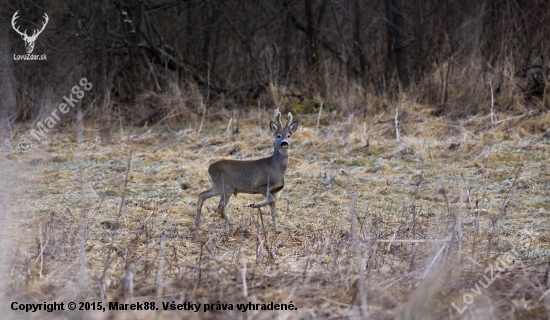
[269,201,278,233]
[249,189,275,208]
[250,188,278,233]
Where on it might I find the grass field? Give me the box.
[1,108,550,319]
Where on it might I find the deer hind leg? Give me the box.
[217,189,234,230]
[195,187,220,228]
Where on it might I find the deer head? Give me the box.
[12,11,49,54]
[270,111,298,157]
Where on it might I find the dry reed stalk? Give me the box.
[316,101,323,134]
[101,150,133,281]
[156,231,166,300]
[77,106,87,294]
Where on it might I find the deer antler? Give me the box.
[275,110,283,128]
[11,11,49,40]
[11,11,27,38]
[284,112,293,129]
[32,13,49,39]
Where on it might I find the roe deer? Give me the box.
[195,111,298,232]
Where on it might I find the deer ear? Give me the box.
[289,121,298,134]
[270,121,279,134]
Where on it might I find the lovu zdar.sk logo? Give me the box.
[12,10,48,60]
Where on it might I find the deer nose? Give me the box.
[281,141,289,148]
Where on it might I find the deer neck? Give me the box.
[271,147,289,171]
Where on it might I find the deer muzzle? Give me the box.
[280,141,289,149]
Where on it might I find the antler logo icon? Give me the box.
[11,11,49,54]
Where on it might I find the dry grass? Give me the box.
[1,108,550,319]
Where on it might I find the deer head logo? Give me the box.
[11,11,49,54]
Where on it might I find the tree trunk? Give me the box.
[201,1,219,77]
[383,0,410,93]
[0,30,16,125]
[353,0,368,91]
[392,0,410,91]
[304,0,326,97]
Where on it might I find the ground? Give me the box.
[1,109,550,319]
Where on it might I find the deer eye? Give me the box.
[287,135,290,138]
[277,135,281,139]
